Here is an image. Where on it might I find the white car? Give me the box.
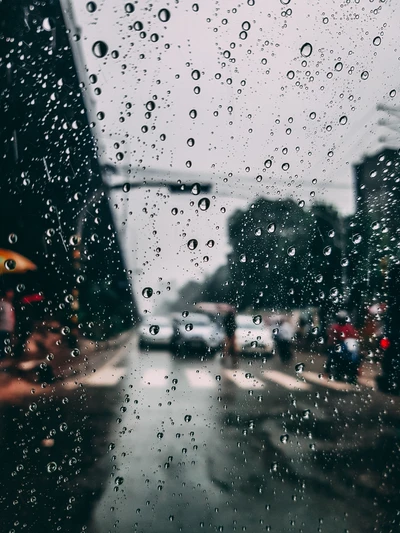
[171,313,224,354]
[139,316,174,349]
[234,315,274,356]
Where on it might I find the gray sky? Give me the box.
[65,0,400,314]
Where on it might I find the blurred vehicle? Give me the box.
[139,316,173,349]
[171,313,223,355]
[234,315,274,356]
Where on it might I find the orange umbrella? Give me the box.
[0,249,37,275]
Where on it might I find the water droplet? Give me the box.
[60,422,68,432]
[133,21,143,31]
[149,325,160,336]
[280,434,289,444]
[86,2,97,12]
[189,109,197,119]
[42,17,55,31]
[267,222,276,233]
[8,233,18,244]
[185,323,193,331]
[187,239,198,250]
[47,462,57,473]
[390,89,396,98]
[302,409,310,419]
[142,287,153,298]
[282,162,290,171]
[323,246,332,256]
[191,183,200,195]
[92,41,108,58]
[295,362,305,373]
[122,183,131,193]
[287,246,296,257]
[158,8,171,22]
[264,159,272,168]
[192,3,199,12]
[287,70,295,80]
[373,36,381,46]
[239,31,248,40]
[150,33,159,42]
[187,138,195,147]
[300,42,312,57]
[125,3,135,13]
[198,198,210,211]
[157,432,164,439]
[191,69,201,80]
[361,70,369,80]
[309,111,316,120]
[207,240,215,248]
[239,254,247,263]
[340,257,349,267]
[339,115,347,125]
[71,348,80,358]
[184,415,192,422]
[352,234,362,244]
[4,259,16,271]
[182,310,189,318]
[255,228,262,236]
[335,62,343,71]
[216,375,221,381]
[171,207,178,215]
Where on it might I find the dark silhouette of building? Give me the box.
[0,0,136,334]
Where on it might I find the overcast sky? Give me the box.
[64,0,400,314]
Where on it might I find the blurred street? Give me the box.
[79,338,399,533]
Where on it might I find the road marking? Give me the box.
[142,368,170,387]
[222,369,265,389]
[186,369,215,388]
[262,370,311,391]
[302,371,356,391]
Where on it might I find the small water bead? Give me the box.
[189,109,197,119]
[239,31,248,40]
[133,21,143,31]
[287,247,296,257]
[149,325,160,336]
[191,183,200,195]
[171,208,178,215]
[4,259,16,271]
[150,33,159,42]
[207,240,215,248]
[8,233,18,244]
[340,258,349,267]
[352,234,362,244]
[192,3,199,12]
[339,116,348,125]
[267,222,276,233]
[287,70,295,80]
[282,162,290,171]
[47,462,57,473]
[264,159,272,168]
[309,112,316,120]
[71,348,80,358]
[184,415,192,422]
[198,198,210,211]
[122,183,131,193]
[255,228,262,236]
[253,315,262,325]
[92,41,108,58]
[185,323,193,332]
[86,2,97,12]
[280,434,289,444]
[187,138,195,147]
[361,71,369,80]
[191,70,201,80]
[125,3,135,13]
[323,246,332,256]
[187,239,198,250]
[295,362,305,373]
[239,254,247,263]
[302,409,311,419]
[373,36,381,46]
[158,8,171,22]
[157,432,164,439]
[335,62,343,72]
[390,89,396,98]
[142,287,153,298]
[182,311,189,318]
[315,274,323,283]
[300,42,313,57]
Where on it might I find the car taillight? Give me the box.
[380,337,390,350]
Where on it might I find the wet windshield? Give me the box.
[1,1,400,532]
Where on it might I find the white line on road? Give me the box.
[222,369,265,389]
[262,370,311,391]
[186,369,216,388]
[302,371,356,391]
[142,368,170,387]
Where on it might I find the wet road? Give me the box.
[84,339,400,533]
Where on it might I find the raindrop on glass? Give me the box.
[8,233,18,244]
[287,246,296,257]
[253,315,262,325]
[323,246,332,256]
[125,3,135,13]
[300,42,313,57]
[149,325,160,336]
[198,198,210,211]
[295,362,305,373]
[191,70,201,80]
[142,287,153,298]
[373,36,381,46]
[191,183,200,195]
[158,8,171,22]
[86,2,97,12]
[339,115,347,125]
[187,239,198,250]
[361,70,369,80]
[184,415,192,422]
[4,259,16,271]
[280,434,289,444]
[92,41,108,58]
[352,234,362,244]
[267,222,276,233]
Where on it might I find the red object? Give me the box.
[380,337,390,350]
[21,293,44,304]
[327,323,358,346]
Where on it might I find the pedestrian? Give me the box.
[222,310,237,368]
[326,310,358,375]
[0,288,15,359]
[275,318,294,363]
